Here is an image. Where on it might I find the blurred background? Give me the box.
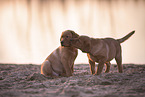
[0,0,145,64]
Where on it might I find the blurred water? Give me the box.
[0,0,145,64]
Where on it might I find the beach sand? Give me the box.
[0,63,145,97]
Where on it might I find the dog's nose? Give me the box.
[61,41,64,46]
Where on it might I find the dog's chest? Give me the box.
[87,54,103,62]
[70,50,78,62]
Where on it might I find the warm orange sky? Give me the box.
[0,0,145,64]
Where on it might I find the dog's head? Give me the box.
[70,36,91,53]
[60,30,79,47]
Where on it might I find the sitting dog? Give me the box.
[62,31,135,75]
[41,30,79,77]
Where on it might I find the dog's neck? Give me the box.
[69,46,77,51]
[61,46,77,52]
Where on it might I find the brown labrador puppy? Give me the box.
[41,30,79,77]
[67,31,135,75]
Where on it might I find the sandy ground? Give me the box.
[0,63,145,97]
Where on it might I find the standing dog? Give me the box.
[62,31,135,75]
[41,30,79,77]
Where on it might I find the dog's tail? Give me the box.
[117,30,135,43]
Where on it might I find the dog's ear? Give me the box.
[70,30,79,38]
[70,38,79,41]
[70,37,80,47]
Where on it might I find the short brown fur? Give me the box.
[63,31,135,75]
[41,30,79,77]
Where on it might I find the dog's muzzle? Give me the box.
[61,41,64,46]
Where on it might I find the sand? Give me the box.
[0,63,145,97]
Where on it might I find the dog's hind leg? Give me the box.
[115,50,123,73]
[105,62,111,73]
[41,60,59,77]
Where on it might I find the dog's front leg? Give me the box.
[89,59,95,74]
[94,60,105,75]
[71,64,74,73]
[61,57,73,77]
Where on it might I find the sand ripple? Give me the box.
[0,64,145,97]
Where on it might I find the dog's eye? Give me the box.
[66,36,69,38]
